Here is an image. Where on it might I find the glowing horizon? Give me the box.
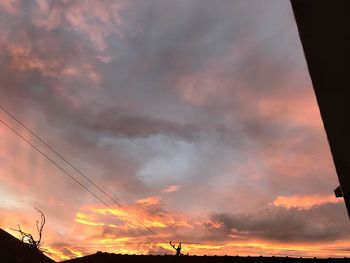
[1,0,349,261]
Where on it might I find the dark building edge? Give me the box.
[290,0,350,217]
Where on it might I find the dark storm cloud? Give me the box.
[212,203,350,242]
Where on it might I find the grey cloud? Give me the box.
[0,0,307,143]
[0,0,342,251]
[0,0,331,202]
[212,203,350,242]
[90,109,198,139]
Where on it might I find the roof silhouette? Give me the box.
[291,0,350,218]
[0,228,54,263]
[0,230,346,263]
[60,252,349,263]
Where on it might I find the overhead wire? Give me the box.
[0,111,169,254]
[2,111,336,258]
[0,104,169,247]
[0,105,124,208]
[2,108,304,257]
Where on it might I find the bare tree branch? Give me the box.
[34,208,45,249]
[11,208,46,252]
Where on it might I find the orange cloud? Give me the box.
[272,194,341,209]
[2,1,350,261]
[136,196,162,206]
[75,202,192,233]
[183,240,350,258]
[39,237,350,261]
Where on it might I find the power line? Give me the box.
[0,119,111,208]
[2,113,312,258]
[0,104,170,249]
[0,117,168,253]
[0,105,123,208]
[0,105,122,207]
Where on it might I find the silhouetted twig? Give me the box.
[10,208,46,252]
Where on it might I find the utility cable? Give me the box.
[0,105,171,249]
[0,117,168,253]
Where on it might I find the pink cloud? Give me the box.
[0,0,19,15]
[162,185,180,193]
[273,194,341,209]
[7,43,61,77]
[256,92,323,129]
[174,64,233,107]
[65,0,126,51]
[32,0,62,30]
[1,0,350,260]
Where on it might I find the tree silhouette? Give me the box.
[170,241,182,256]
[11,208,46,252]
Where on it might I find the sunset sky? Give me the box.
[1,0,350,261]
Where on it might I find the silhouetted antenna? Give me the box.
[0,116,167,253]
[0,104,170,249]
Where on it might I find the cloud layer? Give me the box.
[0,0,347,260]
